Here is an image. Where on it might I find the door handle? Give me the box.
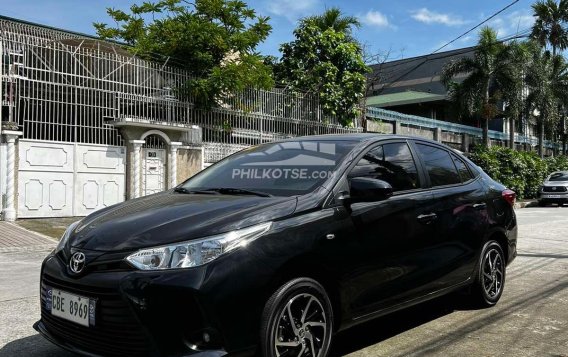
[417,213,438,224]
[473,203,487,210]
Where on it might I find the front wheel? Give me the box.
[260,278,333,357]
[538,200,547,207]
[468,241,506,307]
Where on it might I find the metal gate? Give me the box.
[17,140,126,218]
[142,148,165,196]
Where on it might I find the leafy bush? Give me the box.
[468,146,560,199]
[545,155,568,172]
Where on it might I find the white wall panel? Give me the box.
[18,140,125,218]
[76,145,125,174]
[74,174,124,216]
[17,171,74,217]
[19,141,74,172]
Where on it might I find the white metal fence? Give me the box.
[1,17,362,164]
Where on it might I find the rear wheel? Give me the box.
[260,278,333,357]
[468,241,506,307]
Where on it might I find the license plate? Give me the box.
[46,287,96,327]
[543,194,563,198]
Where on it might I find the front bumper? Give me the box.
[539,193,568,202]
[34,320,226,357]
[35,251,266,356]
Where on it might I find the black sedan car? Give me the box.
[35,134,517,357]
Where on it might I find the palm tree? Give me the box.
[525,44,568,157]
[300,7,360,41]
[531,0,568,154]
[441,27,509,147]
[531,0,568,56]
[500,41,530,149]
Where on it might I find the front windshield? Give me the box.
[180,140,358,196]
[548,172,568,182]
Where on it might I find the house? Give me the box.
[0,15,357,221]
[365,46,539,145]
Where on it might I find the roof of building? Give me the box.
[368,47,475,96]
[0,14,126,45]
[366,90,447,107]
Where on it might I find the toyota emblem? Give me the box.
[70,252,86,274]
[552,187,557,191]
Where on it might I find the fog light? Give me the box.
[203,332,211,343]
[183,329,220,351]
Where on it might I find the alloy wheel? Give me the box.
[481,248,504,298]
[273,293,327,357]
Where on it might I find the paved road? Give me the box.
[0,208,567,357]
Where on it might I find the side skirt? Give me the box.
[339,278,472,332]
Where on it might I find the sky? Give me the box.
[0,0,538,62]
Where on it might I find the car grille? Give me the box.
[41,274,153,356]
[543,186,568,192]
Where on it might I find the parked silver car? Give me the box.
[538,171,568,206]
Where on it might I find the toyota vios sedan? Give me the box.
[35,134,517,357]
[538,171,568,206]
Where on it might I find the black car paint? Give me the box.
[70,193,298,252]
[35,135,518,356]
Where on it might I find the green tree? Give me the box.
[531,0,568,56]
[94,0,273,108]
[441,27,510,147]
[525,43,568,157]
[301,7,360,41]
[531,0,568,154]
[276,9,368,126]
[500,41,530,149]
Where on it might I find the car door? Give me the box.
[322,140,444,319]
[412,142,489,290]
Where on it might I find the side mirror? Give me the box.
[348,177,393,204]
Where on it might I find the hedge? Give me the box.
[468,146,568,199]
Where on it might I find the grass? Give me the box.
[15,217,82,239]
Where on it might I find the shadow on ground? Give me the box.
[0,334,73,357]
[329,294,463,356]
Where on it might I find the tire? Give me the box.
[538,200,547,207]
[260,278,333,357]
[468,241,506,307]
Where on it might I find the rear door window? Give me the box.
[451,154,474,183]
[415,143,461,187]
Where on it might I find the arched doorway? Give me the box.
[141,132,169,196]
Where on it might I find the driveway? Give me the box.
[0,208,567,357]
[0,222,72,356]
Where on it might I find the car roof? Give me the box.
[276,133,443,146]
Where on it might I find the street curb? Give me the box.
[514,200,537,209]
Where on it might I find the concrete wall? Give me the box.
[177,147,203,184]
[441,131,462,144]
[366,120,393,134]
[398,125,434,140]
[119,126,200,198]
[365,119,556,155]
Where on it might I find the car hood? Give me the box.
[69,191,298,252]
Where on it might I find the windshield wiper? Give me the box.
[201,188,272,197]
[173,187,220,195]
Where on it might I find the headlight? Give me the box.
[55,220,81,253]
[125,222,272,270]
